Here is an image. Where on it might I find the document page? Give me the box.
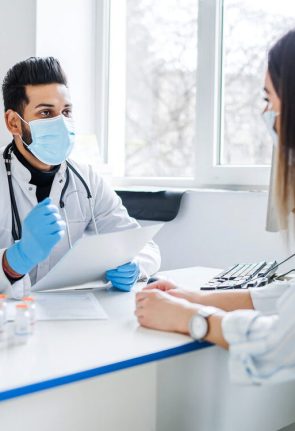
[7,292,108,321]
[32,223,163,292]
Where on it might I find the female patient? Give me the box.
[135,30,295,384]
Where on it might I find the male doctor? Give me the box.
[0,57,161,298]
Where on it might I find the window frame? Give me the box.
[100,0,271,189]
[94,0,111,163]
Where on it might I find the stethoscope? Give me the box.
[3,143,98,248]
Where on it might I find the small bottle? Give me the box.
[14,303,31,343]
[23,296,36,331]
[0,294,8,325]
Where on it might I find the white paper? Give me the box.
[42,280,112,292]
[7,292,108,321]
[33,223,163,292]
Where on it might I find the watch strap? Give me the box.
[189,306,220,340]
[197,306,220,319]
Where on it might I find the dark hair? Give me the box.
[2,56,68,114]
[268,30,295,228]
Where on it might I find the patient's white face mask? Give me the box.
[263,109,280,146]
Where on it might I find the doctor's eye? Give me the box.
[40,110,51,118]
[62,109,72,118]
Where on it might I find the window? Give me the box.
[36,0,295,187]
[108,0,198,181]
[126,0,198,178]
[195,0,295,187]
[108,0,295,187]
[221,0,295,166]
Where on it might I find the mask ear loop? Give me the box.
[15,112,29,125]
[15,133,31,149]
[13,113,31,148]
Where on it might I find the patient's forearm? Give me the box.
[192,290,254,311]
[205,313,228,349]
[178,306,228,349]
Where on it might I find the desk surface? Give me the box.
[0,266,219,402]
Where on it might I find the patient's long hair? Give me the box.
[268,30,295,229]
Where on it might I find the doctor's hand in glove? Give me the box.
[6,197,66,275]
[105,261,140,292]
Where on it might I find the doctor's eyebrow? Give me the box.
[263,87,270,94]
[34,103,73,109]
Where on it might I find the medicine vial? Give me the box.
[23,296,36,329]
[14,303,31,343]
[0,294,8,325]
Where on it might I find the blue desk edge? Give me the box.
[0,340,212,402]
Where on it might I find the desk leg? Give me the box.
[0,363,157,431]
[156,346,295,431]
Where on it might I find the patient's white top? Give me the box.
[222,281,295,384]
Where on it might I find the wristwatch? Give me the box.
[189,306,220,340]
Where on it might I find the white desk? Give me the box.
[0,266,295,431]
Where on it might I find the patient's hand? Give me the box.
[135,289,197,333]
[168,288,201,303]
[143,280,201,303]
[143,280,177,292]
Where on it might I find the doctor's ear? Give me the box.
[5,110,22,136]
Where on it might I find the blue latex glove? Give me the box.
[106,261,140,292]
[6,197,66,275]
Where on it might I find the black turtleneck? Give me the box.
[12,141,60,202]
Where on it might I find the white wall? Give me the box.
[153,189,288,272]
[0,0,37,144]
[36,0,97,135]
[0,0,98,140]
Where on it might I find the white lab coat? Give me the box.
[0,146,161,298]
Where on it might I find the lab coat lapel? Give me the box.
[10,152,37,208]
[49,162,67,207]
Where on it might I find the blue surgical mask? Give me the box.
[263,110,279,146]
[16,114,75,165]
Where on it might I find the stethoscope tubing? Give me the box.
[3,143,98,246]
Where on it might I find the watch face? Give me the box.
[191,315,208,340]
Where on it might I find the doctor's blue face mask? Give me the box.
[15,113,75,165]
